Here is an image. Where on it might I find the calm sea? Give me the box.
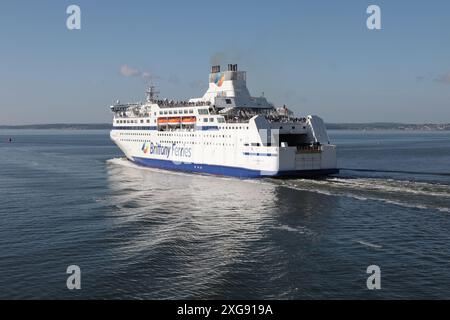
[0,129,449,299]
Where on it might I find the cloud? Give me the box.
[434,72,450,84]
[120,64,157,80]
[120,64,141,77]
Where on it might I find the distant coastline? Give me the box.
[0,123,449,131]
[0,124,111,130]
[326,123,450,131]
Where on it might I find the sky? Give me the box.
[0,0,449,124]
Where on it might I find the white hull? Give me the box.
[110,116,338,178]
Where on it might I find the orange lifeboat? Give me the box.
[182,116,196,123]
[168,117,181,124]
[157,117,169,125]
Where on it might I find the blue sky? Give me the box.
[0,0,449,124]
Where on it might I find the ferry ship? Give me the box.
[110,64,338,178]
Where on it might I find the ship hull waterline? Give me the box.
[129,156,339,179]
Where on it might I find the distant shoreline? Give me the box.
[0,124,111,130]
[0,123,449,131]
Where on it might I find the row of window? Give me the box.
[118,132,233,139]
[158,108,209,116]
[159,109,194,115]
[114,120,248,130]
[116,119,152,124]
[118,139,236,146]
[116,117,227,125]
[158,140,236,146]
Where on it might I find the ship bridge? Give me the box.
[191,64,273,110]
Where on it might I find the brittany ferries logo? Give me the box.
[142,142,192,158]
[142,142,150,154]
[214,73,225,87]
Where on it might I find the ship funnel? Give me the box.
[226,64,238,71]
[211,65,220,73]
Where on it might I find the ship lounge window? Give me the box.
[169,111,173,114]
[164,111,168,115]
[189,109,194,113]
[225,98,232,104]
[184,110,188,114]
[198,109,209,115]
[209,118,214,122]
[251,143,260,146]
[159,111,163,115]
[203,118,208,122]
[218,118,225,123]
[140,120,144,123]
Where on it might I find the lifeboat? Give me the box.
[182,116,196,124]
[168,117,181,125]
[157,117,169,125]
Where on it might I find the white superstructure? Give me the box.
[110,64,338,178]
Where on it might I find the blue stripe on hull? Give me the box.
[131,157,339,178]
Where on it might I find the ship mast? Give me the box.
[145,81,160,103]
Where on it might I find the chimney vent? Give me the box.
[211,65,220,73]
